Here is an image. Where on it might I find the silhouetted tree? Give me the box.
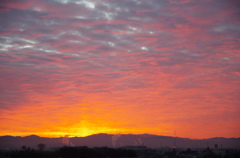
[37,143,46,151]
[203,147,218,158]
[21,145,27,150]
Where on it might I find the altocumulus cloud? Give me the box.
[0,0,240,138]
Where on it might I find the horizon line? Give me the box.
[1,133,239,140]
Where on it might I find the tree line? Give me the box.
[1,145,137,158]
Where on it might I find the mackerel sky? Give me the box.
[0,0,240,138]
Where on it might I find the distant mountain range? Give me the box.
[0,133,239,150]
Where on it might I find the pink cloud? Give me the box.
[0,0,239,138]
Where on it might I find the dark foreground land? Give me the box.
[1,146,240,158]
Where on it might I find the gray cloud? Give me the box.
[0,0,239,136]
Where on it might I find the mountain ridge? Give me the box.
[0,133,239,150]
[1,133,239,139]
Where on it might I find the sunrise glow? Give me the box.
[0,0,240,139]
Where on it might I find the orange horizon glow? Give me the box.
[0,0,240,140]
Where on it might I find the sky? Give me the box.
[0,0,240,139]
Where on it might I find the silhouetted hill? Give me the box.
[0,134,239,150]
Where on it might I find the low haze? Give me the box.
[0,0,240,139]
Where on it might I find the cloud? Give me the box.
[0,0,239,139]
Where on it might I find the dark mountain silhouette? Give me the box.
[0,134,239,150]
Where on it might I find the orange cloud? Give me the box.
[0,0,239,139]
